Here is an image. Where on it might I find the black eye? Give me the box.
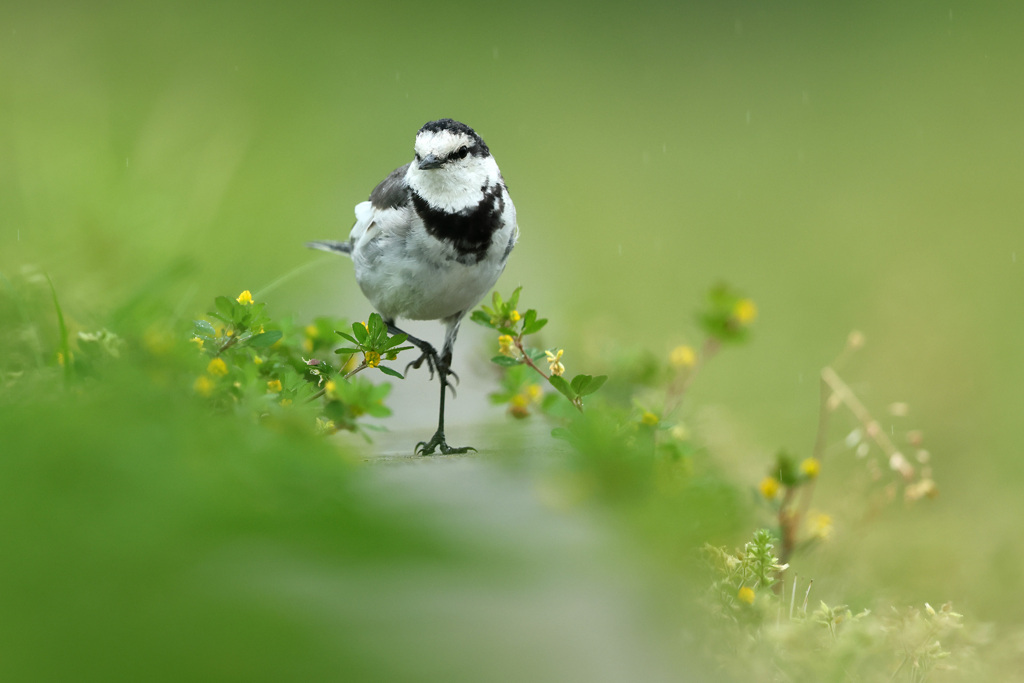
[415,153,422,162]
[454,146,469,159]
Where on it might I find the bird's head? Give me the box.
[414,118,491,168]
[408,119,499,208]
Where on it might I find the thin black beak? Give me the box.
[418,154,443,170]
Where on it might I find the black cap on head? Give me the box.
[418,119,490,156]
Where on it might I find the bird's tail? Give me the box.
[306,240,352,256]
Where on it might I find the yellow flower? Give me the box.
[732,298,758,325]
[498,334,515,356]
[364,350,381,368]
[509,393,530,419]
[525,383,543,402]
[304,324,319,339]
[207,358,229,377]
[800,457,821,479]
[904,478,938,502]
[315,417,336,434]
[193,375,214,397]
[253,355,263,365]
[669,344,697,369]
[324,380,337,399]
[267,379,283,393]
[302,338,314,353]
[236,290,254,305]
[189,336,204,350]
[279,398,293,407]
[759,476,781,500]
[640,411,659,427]
[509,309,521,323]
[808,512,833,541]
[545,349,565,377]
[737,586,756,605]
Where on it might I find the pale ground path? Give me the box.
[326,414,702,681]
[316,322,704,680]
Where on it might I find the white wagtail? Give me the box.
[307,119,518,454]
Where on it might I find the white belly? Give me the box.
[352,219,514,322]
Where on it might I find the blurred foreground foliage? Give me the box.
[2,268,1022,682]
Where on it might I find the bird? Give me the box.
[307,119,518,454]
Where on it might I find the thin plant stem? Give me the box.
[664,336,720,416]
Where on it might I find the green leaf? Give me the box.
[508,286,522,310]
[214,296,234,317]
[382,333,409,349]
[377,365,405,379]
[334,347,360,355]
[578,375,607,396]
[522,316,548,336]
[490,355,522,367]
[492,290,504,310]
[548,375,576,402]
[248,330,283,349]
[351,321,368,344]
[367,313,388,345]
[519,308,545,334]
[364,401,392,418]
[193,320,216,338]
[470,310,495,328]
[335,330,358,345]
[570,374,592,395]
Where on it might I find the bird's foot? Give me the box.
[415,430,476,456]
[404,345,438,379]
[404,349,459,389]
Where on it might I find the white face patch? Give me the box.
[414,129,473,161]
[407,124,500,213]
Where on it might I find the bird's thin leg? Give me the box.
[415,316,475,455]
[385,320,441,381]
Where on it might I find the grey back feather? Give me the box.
[369,163,411,209]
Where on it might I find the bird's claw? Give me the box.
[404,351,438,380]
[403,350,459,390]
[416,430,476,456]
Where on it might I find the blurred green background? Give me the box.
[2,0,1023,679]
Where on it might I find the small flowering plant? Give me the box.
[471,287,606,413]
[190,291,401,439]
[192,291,283,355]
[756,331,939,572]
[704,529,788,621]
[697,283,758,346]
[333,313,414,379]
